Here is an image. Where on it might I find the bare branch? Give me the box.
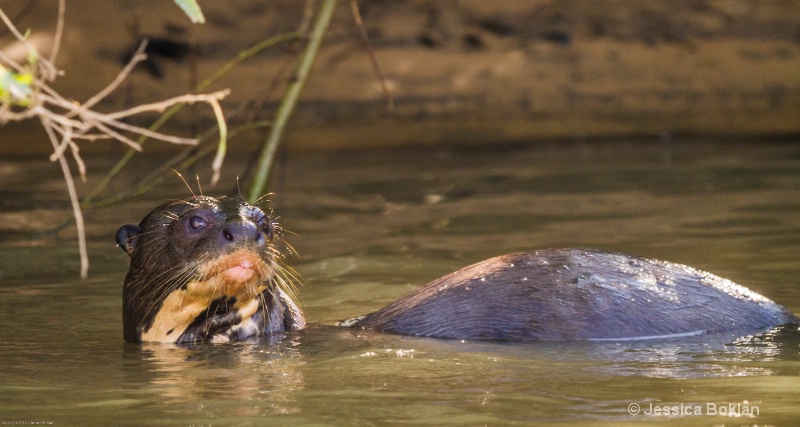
[104,89,230,120]
[48,0,66,68]
[0,3,58,80]
[69,140,87,182]
[41,116,88,278]
[0,3,231,277]
[92,121,144,151]
[349,0,394,111]
[81,110,197,145]
[71,133,114,141]
[31,103,86,130]
[48,122,73,161]
[0,6,31,51]
[78,40,148,113]
[209,97,227,185]
[0,48,25,73]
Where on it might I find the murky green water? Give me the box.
[1,139,799,425]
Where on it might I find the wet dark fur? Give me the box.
[117,196,304,343]
[350,249,800,340]
[119,197,798,343]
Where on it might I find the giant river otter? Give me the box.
[117,196,799,343]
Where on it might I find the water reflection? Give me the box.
[592,330,791,379]
[129,334,306,413]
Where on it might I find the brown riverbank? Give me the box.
[1,0,799,157]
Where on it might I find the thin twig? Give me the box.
[0,6,31,51]
[41,116,88,278]
[68,139,86,181]
[92,121,144,151]
[247,0,339,202]
[70,133,114,141]
[209,97,227,185]
[82,111,196,145]
[0,48,26,73]
[0,3,57,80]
[48,0,65,67]
[78,40,148,113]
[0,3,232,277]
[0,0,39,39]
[103,89,229,120]
[86,120,272,208]
[47,121,74,160]
[30,103,85,129]
[197,32,300,93]
[82,32,298,207]
[349,0,394,111]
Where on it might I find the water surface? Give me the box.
[1,139,799,425]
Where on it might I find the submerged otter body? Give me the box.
[118,196,798,343]
[349,249,799,340]
[117,196,304,343]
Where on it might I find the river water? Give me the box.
[1,139,799,425]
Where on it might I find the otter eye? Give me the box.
[259,217,274,240]
[189,216,207,230]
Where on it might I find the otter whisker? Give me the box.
[278,227,300,239]
[120,195,306,343]
[276,238,300,259]
[252,192,274,206]
[142,266,207,339]
[195,174,204,197]
[235,176,242,200]
[153,213,180,223]
[135,259,200,317]
[171,169,197,199]
[256,289,269,333]
[273,256,302,282]
[271,265,301,306]
[139,267,195,323]
[132,255,196,296]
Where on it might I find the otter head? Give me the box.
[117,196,303,343]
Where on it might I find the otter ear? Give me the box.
[116,224,142,256]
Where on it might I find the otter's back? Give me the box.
[351,249,799,340]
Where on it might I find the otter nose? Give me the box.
[219,221,263,247]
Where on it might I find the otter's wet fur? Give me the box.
[347,249,799,340]
[117,196,304,343]
[118,196,798,343]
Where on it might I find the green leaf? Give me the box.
[173,0,206,24]
[0,67,34,105]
